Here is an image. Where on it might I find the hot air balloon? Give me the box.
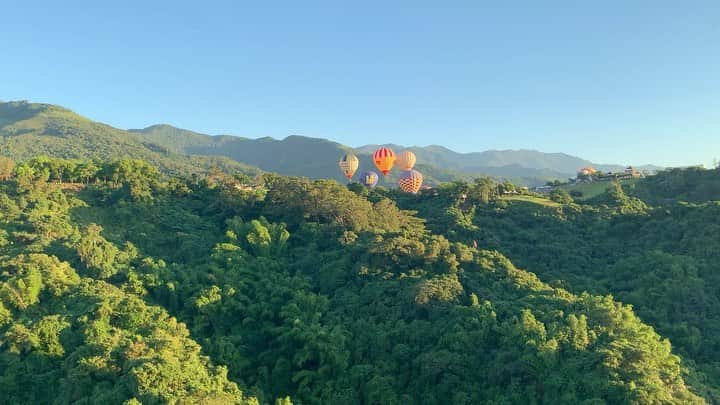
[373,147,395,175]
[359,171,379,188]
[398,169,423,194]
[339,153,359,180]
[396,150,416,170]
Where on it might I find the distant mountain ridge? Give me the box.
[0,100,660,186]
[132,124,661,185]
[0,101,262,177]
[356,144,660,177]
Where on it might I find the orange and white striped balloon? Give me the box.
[396,150,416,170]
[398,169,423,194]
[373,147,396,175]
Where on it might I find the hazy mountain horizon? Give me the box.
[130,123,663,171]
[129,123,663,184]
[0,99,664,186]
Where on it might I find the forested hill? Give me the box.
[628,165,720,204]
[0,156,716,404]
[0,100,659,186]
[0,101,262,177]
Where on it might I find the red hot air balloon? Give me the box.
[373,147,396,175]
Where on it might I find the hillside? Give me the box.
[0,101,262,177]
[0,156,716,403]
[629,166,720,204]
[398,167,720,402]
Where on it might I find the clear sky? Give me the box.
[2,1,719,167]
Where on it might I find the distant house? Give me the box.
[573,165,651,184]
[623,166,643,178]
[642,169,658,176]
[419,185,437,196]
[532,185,554,194]
[599,166,645,181]
[234,184,262,192]
[419,185,439,196]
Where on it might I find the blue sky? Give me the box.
[2,1,719,167]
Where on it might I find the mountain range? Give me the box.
[0,101,262,177]
[1,100,660,185]
[130,125,660,185]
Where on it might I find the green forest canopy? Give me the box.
[0,155,718,404]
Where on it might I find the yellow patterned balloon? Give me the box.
[339,153,359,179]
[396,150,416,170]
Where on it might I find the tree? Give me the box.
[77,160,100,184]
[549,188,574,204]
[226,216,290,257]
[76,223,132,279]
[0,157,15,181]
[499,181,517,195]
[470,177,497,204]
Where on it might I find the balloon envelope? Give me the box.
[396,151,416,170]
[359,171,379,188]
[398,169,423,194]
[339,153,359,179]
[373,147,396,175]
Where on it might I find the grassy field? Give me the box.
[501,194,562,207]
[559,179,638,200]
